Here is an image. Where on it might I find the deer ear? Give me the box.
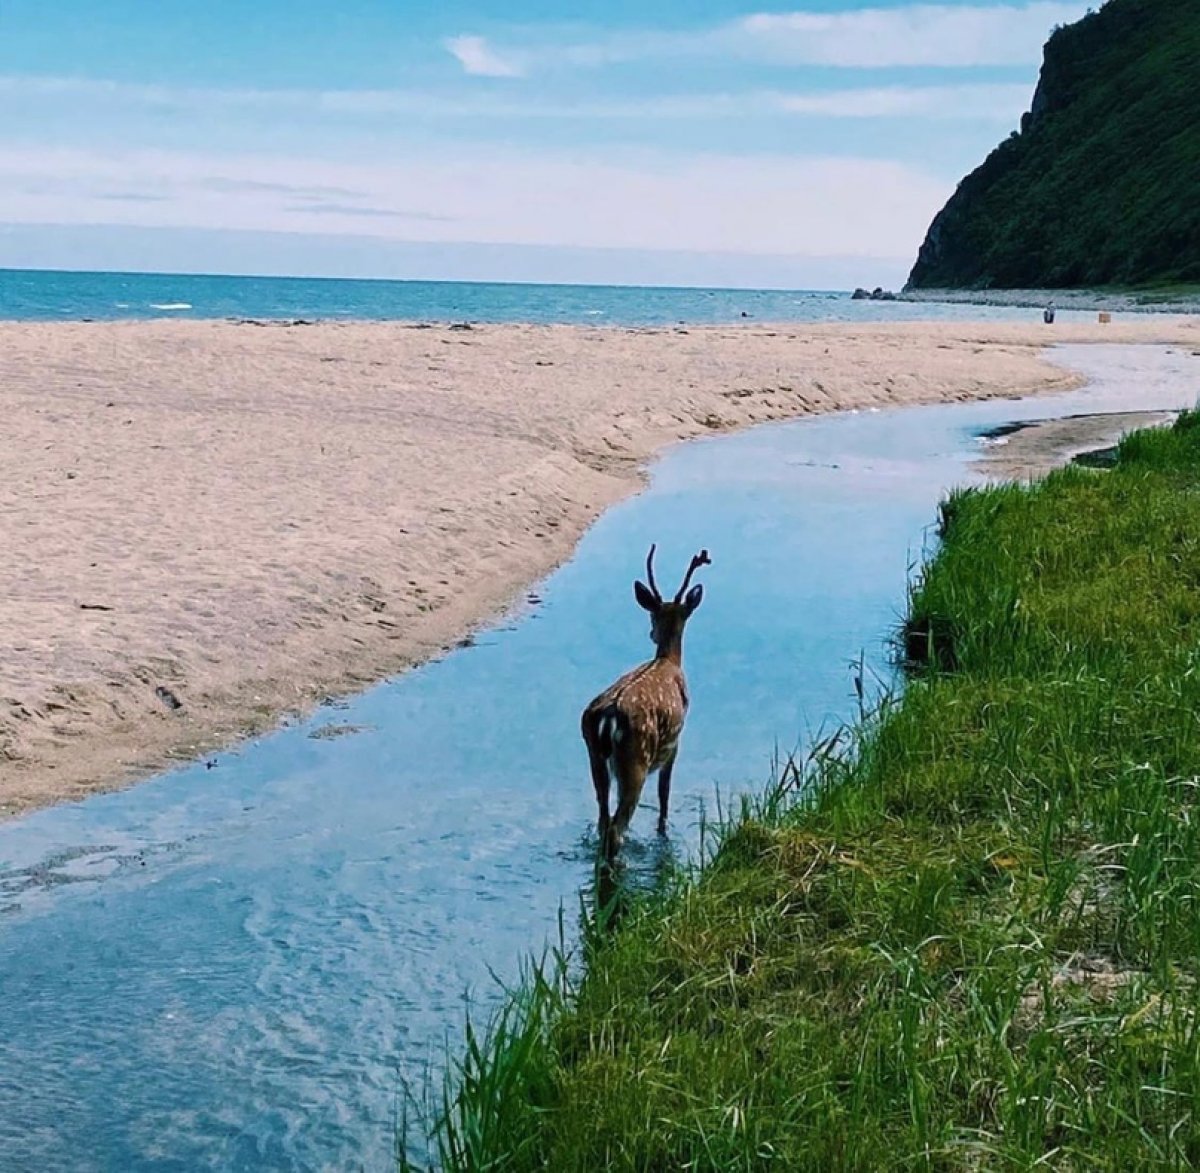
[684,583,704,614]
[634,581,659,612]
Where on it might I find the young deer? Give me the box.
[581,545,711,859]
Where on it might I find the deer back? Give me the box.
[583,657,688,771]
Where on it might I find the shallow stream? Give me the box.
[1,345,1197,1171]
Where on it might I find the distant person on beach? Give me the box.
[1043,303,1056,324]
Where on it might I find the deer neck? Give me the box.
[654,630,685,667]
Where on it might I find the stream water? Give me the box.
[1,345,1197,1172]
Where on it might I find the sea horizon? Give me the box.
[0,263,849,296]
[0,266,1102,327]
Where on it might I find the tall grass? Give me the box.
[404,413,1200,1170]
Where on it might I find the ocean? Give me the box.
[0,267,1096,326]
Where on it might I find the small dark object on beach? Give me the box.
[154,686,183,712]
[449,321,474,331]
[79,602,113,612]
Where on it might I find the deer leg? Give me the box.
[608,761,648,860]
[657,753,677,836]
[587,746,611,847]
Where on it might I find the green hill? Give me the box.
[906,0,1200,291]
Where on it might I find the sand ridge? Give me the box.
[3,316,1197,817]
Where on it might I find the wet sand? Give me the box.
[3,317,1197,817]
[976,410,1180,479]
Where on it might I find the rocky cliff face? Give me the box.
[907,0,1200,290]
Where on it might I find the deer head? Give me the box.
[634,544,711,658]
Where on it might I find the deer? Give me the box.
[581,544,711,860]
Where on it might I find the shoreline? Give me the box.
[3,317,1197,821]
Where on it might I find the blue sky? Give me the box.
[0,0,1092,287]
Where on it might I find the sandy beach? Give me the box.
[2,316,1197,818]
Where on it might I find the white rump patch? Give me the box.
[599,713,624,745]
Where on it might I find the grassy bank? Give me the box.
[406,415,1200,1170]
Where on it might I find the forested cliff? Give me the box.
[906,0,1200,290]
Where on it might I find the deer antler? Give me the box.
[645,543,662,600]
[674,548,712,602]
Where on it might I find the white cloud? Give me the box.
[737,2,1090,68]
[0,145,950,260]
[444,35,524,78]
[778,83,1033,120]
[0,73,1036,125]
[451,2,1093,74]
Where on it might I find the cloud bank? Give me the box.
[443,2,1091,75]
[0,145,950,259]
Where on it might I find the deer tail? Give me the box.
[593,705,628,759]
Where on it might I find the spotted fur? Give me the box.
[581,545,709,859]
